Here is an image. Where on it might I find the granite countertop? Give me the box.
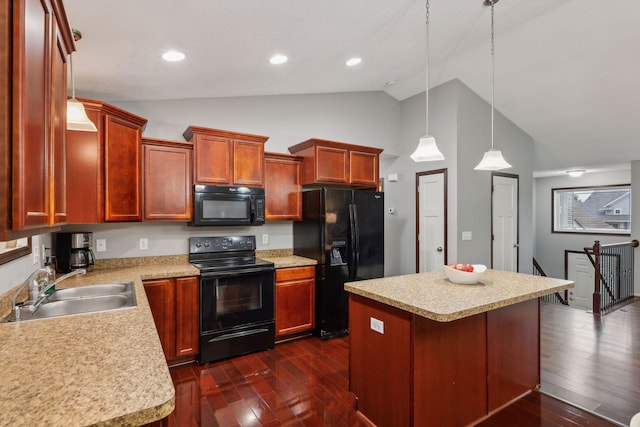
[0,262,199,427]
[259,255,317,269]
[345,268,574,322]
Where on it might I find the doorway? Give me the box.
[491,173,519,271]
[416,169,447,272]
[565,250,593,310]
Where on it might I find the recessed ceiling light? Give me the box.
[566,169,586,178]
[269,54,288,65]
[346,57,362,67]
[162,50,186,62]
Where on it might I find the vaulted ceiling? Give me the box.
[64,0,640,174]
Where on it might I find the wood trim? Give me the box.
[182,125,269,143]
[491,172,520,271]
[415,168,448,273]
[0,237,31,265]
[142,137,193,150]
[75,97,148,130]
[264,151,303,162]
[0,0,11,237]
[288,138,383,155]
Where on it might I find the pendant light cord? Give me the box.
[490,0,495,149]
[425,0,430,136]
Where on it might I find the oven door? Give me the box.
[200,267,274,333]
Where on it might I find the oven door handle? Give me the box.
[199,266,274,278]
[207,328,271,343]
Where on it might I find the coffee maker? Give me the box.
[54,232,95,273]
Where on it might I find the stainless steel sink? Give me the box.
[1,282,137,322]
[47,282,131,301]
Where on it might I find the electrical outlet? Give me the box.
[139,238,148,250]
[370,317,384,334]
[262,234,269,245]
[96,239,107,252]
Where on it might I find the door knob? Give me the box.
[513,243,520,248]
[436,247,443,252]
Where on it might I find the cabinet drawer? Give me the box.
[276,266,315,282]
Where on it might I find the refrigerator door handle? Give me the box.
[350,204,360,280]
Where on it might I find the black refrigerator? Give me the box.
[293,188,384,339]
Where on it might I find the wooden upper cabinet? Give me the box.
[288,139,383,188]
[183,126,268,187]
[142,138,193,221]
[233,139,264,187]
[66,99,147,224]
[264,152,302,221]
[6,0,74,235]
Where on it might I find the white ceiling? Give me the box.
[64,0,640,174]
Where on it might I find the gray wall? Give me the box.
[456,81,535,271]
[534,168,631,280]
[0,82,541,295]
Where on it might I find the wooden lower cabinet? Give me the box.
[275,266,315,338]
[349,294,540,427]
[143,276,199,364]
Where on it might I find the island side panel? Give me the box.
[349,294,412,427]
[487,298,541,412]
[413,312,488,426]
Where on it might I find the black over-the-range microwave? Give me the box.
[191,185,265,226]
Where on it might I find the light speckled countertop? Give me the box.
[0,263,199,427]
[345,268,574,322]
[0,254,315,427]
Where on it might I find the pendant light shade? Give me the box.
[474,0,510,171]
[410,0,444,162]
[474,148,511,170]
[66,30,97,132]
[410,135,444,162]
[67,98,97,132]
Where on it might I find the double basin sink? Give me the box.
[3,282,137,322]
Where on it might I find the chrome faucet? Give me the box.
[11,267,54,320]
[32,269,87,312]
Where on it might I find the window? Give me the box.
[553,184,631,234]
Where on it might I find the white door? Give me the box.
[418,172,446,272]
[566,252,594,310]
[492,175,518,271]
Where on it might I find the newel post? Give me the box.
[592,240,601,315]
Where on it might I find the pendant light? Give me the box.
[474,0,511,171]
[410,0,444,162]
[67,30,97,132]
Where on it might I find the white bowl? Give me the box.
[443,264,487,285]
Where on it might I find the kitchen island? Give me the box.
[345,268,573,427]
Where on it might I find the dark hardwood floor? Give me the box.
[167,327,622,427]
[540,298,640,426]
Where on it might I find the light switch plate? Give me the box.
[462,231,472,241]
[262,234,269,245]
[370,317,384,334]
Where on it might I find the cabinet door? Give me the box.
[104,115,142,221]
[264,156,301,221]
[275,267,315,337]
[144,144,192,221]
[350,150,378,187]
[174,277,199,358]
[233,139,264,187]
[315,146,348,184]
[144,279,176,360]
[66,108,102,224]
[50,19,67,225]
[194,134,230,184]
[11,0,53,230]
